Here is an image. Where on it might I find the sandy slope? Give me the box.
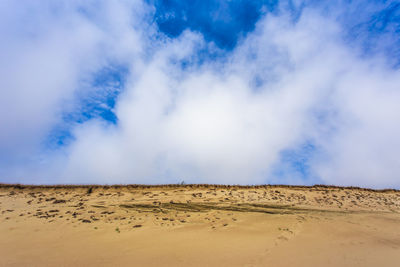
[0,184,400,266]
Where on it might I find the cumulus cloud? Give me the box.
[1,1,399,188]
[0,0,149,177]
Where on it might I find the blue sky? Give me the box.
[0,0,400,188]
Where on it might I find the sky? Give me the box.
[1,0,400,188]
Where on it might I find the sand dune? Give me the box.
[1,184,400,266]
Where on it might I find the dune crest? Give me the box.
[1,184,400,266]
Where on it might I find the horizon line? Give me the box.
[1,183,398,192]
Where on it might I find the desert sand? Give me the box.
[1,184,400,266]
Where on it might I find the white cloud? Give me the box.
[0,0,150,178]
[1,2,400,188]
